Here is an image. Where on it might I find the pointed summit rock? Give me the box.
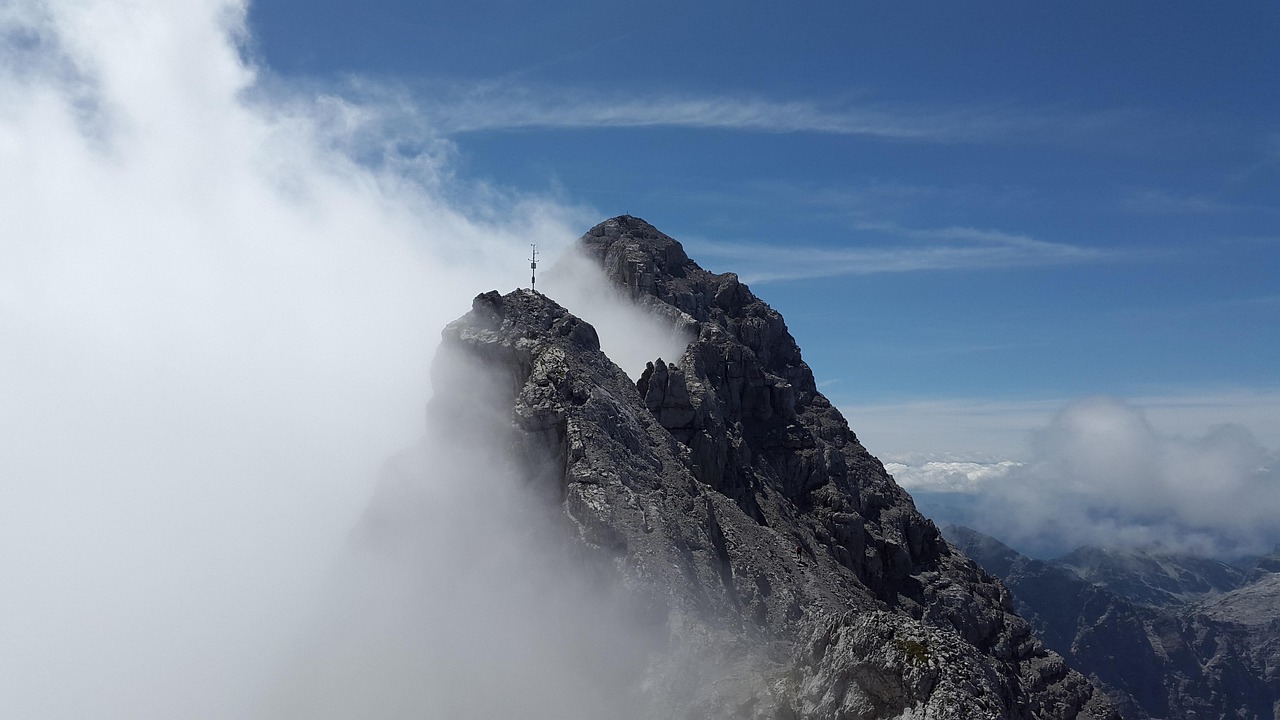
[576,217,1002,612]
[385,217,1119,719]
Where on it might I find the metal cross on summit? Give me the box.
[529,244,538,290]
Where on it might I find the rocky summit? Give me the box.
[383,217,1119,719]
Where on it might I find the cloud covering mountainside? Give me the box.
[1,2,585,717]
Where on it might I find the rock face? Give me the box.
[396,216,1118,719]
[948,525,1280,720]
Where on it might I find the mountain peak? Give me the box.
[579,215,696,298]
[577,217,814,388]
[366,218,1119,719]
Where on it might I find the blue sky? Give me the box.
[246,0,1279,429]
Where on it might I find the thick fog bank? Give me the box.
[0,1,619,717]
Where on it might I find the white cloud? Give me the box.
[0,2,624,718]
[885,459,1022,493]
[676,220,1114,283]
[382,80,1128,145]
[888,396,1280,558]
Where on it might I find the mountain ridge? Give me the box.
[363,216,1118,718]
[1054,545,1246,608]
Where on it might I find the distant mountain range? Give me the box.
[946,525,1279,719]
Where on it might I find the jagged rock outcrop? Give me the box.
[378,216,1119,719]
[948,525,1280,720]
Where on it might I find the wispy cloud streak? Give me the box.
[684,223,1111,282]
[380,82,1126,144]
[1123,188,1238,215]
